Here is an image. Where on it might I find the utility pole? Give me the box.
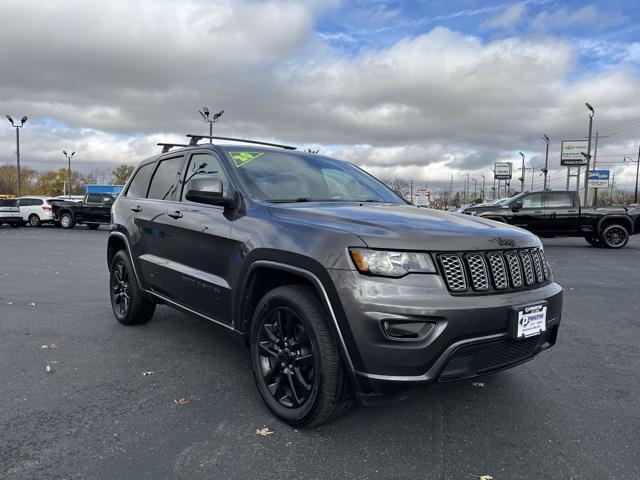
[481,174,485,201]
[583,103,594,206]
[198,107,224,143]
[5,115,28,197]
[519,152,525,193]
[62,151,76,198]
[542,135,550,190]
[636,145,640,203]
[609,173,615,206]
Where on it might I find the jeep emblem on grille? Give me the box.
[490,237,517,248]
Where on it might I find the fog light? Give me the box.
[381,320,434,340]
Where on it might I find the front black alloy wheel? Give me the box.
[600,224,629,249]
[250,285,352,427]
[257,306,316,409]
[109,250,155,325]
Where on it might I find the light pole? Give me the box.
[198,107,224,143]
[5,115,28,197]
[471,178,477,200]
[542,135,550,190]
[519,152,525,193]
[481,174,485,201]
[583,103,594,206]
[62,151,75,198]
[624,153,640,203]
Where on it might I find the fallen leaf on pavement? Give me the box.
[473,382,485,388]
[45,365,54,373]
[480,476,493,480]
[173,397,190,406]
[256,427,274,436]
[41,344,58,349]
[29,302,36,306]
[142,371,154,376]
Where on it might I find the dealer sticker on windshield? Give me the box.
[515,304,547,338]
[229,151,263,167]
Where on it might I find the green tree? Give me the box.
[112,165,135,185]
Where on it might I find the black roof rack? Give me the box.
[186,134,297,150]
[157,143,189,153]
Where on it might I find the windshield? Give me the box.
[224,148,405,203]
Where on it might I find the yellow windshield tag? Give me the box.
[229,151,263,167]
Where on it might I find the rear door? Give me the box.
[158,150,237,323]
[543,192,579,233]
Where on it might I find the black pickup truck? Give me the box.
[464,190,640,248]
[52,192,115,229]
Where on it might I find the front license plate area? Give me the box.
[511,303,547,339]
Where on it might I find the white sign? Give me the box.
[494,162,512,180]
[414,189,430,207]
[588,169,610,188]
[561,140,589,166]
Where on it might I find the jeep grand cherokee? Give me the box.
[107,135,563,427]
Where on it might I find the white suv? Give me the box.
[17,197,57,227]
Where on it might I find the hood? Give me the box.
[268,202,539,251]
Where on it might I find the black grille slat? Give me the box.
[438,248,549,295]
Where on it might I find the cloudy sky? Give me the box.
[1,0,640,192]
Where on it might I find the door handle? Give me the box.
[534,210,543,214]
[167,210,183,219]
[567,209,577,213]
[130,205,142,212]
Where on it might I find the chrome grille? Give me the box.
[530,249,545,282]
[487,252,508,289]
[466,254,490,291]
[504,251,523,288]
[439,254,467,291]
[519,250,535,285]
[438,248,549,294]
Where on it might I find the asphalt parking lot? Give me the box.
[1,226,639,480]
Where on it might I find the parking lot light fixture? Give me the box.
[583,103,595,206]
[62,150,76,198]
[198,107,224,143]
[542,135,550,190]
[6,114,27,196]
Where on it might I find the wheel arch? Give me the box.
[236,258,360,375]
[597,215,634,235]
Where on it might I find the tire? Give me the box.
[600,224,629,249]
[249,285,352,427]
[585,236,601,247]
[109,250,155,325]
[87,223,100,230]
[60,212,75,229]
[28,214,42,227]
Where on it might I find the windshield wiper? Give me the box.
[269,198,313,203]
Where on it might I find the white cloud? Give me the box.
[484,3,527,31]
[532,5,626,31]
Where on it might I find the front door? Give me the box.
[543,192,579,233]
[510,193,547,233]
[159,151,237,324]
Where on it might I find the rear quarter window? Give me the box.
[125,163,155,198]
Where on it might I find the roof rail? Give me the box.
[157,143,189,153]
[186,134,297,150]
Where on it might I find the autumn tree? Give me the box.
[112,165,135,185]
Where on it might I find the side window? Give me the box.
[86,194,102,203]
[545,193,573,208]
[125,163,155,198]
[147,156,185,201]
[522,193,542,208]
[181,153,230,201]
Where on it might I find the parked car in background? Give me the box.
[0,199,22,228]
[17,196,58,227]
[464,190,640,248]
[52,192,116,229]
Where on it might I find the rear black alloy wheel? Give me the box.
[600,224,629,249]
[257,306,316,409]
[109,250,155,325]
[250,285,352,427]
[29,214,41,227]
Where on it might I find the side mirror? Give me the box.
[185,177,235,208]
[104,198,113,207]
[511,201,522,211]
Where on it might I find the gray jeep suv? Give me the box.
[108,135,563,427]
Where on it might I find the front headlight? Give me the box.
[349,248,437,277]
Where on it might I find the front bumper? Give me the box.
[327,269,563,396]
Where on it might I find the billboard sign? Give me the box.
[561,140,589,166]
[588,169,609,188]
[494,162,512,180]
[414,188,430,207]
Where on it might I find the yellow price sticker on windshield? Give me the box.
[229,151,263,167]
